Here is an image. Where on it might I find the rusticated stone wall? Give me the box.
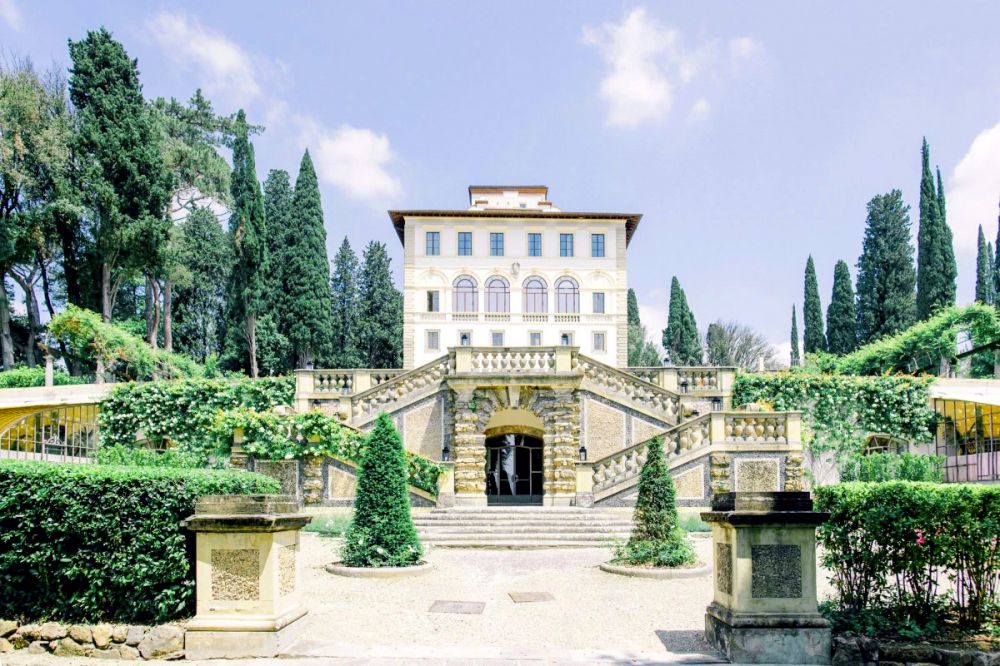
[531,388,581,501]
[451,388,491,497]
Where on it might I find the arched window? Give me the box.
[523,277,548,313]
[485,276,510,312]
[556,277,580,313]
[453,275,478,312]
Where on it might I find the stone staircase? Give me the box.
[412,507,633,548]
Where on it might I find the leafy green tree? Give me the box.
[706,322,728,365]
[976,225,994,305]
[803,255,826,353]
[704,320,775,370]
[340,413,423,567]
[171,207,231,362]
[856,190,917,345]
[790,305,801,367]
[330,237,362,368]
[826,260,857,354]
[283,151,332,368]
[68,28,171,323]
[223,109,268,377]
[613,436,695,568]
[626,288,662,366]
[356,241,402,368]
[662,276,701,365]
[916,139,956,319]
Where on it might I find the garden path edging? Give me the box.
[598,561,711,579]
[325,561,433,578]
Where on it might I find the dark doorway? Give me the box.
[485,434,544,505]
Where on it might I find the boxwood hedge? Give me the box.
[0,460,280,624]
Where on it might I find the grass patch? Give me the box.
[303,512,353,538]
[678,513,711,532]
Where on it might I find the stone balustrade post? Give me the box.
[454,347,473,373]
[785,412,802,443]
[436,461,455,508]
[709,412,726,444]
[701,492,830,665]
[230,428,248,468]
[661,367,679,392]
[293,370,313,413]
[555,347,573,372]
[182,494,311,659]
[574,462,594,507]
[353,370,372,393]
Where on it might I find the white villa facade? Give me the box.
[391,186,633,369]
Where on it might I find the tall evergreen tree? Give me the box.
[976,225,993,305]
[916,139,957,319]
[627,288,640,327]
[172,206,231,362]
[802,256,826,353]
[330,237,362,368]
[705,322,728,366]
[661,276,701,365]
[283,150,332,368]
[825,260,857,355]
[856,190,917,345]
[262,169,293,309]
[356,241,402,368]
[993,198,1000,308]
[68,28,171,323]
[790,305,801,367]
[224,109,268,377]
[626,288,661,366]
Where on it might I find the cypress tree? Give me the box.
[802,256,826,353]
[356,241,403,368]
[331,237,362,368]
[790,305,801,367]
[993,198,1000,308]
[662,276,701,365]
[627,288,640,327]
[856,190,916,345]
[262,169,293,307]
[626,288,660,366]
[224,109,268,377]
[826,260,857,355]
[976,225,993,304]
[916,140,957,319]
[706,322,730,366]
[340,413,423,567]
[283,150,333,368]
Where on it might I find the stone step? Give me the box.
[424,539,617,549]
[417,527,631,537]
[418,531,626,541]
[411,518,631,526]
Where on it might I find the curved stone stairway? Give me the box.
[412,507,633,548]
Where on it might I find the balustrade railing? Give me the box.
[577,356,681,422]
[464,347,558,373]
[724,413,789,443]
[623,366,735,395]
[298,368,403,396]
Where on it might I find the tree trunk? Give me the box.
[10,271,40,368]
[144,276,160,348]
[38,257,76,374]
[994,348,1000,380]
[246,314,258,378]
[101,262,112,323]
[163,279,173,352]
[0,271,14,370]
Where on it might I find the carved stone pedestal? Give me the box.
[182,495,311,659]
[702,492,830,665]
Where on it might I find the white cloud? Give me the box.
[301,121,402,203]
[687,98,711,124]
[583,8,762,128]
[0,0,22,30]
[148,11,261,107]
[947,121,1000,285]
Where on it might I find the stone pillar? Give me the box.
[436,461,456,508]
[541,388,579,506]
[452,388,486,506]
[230,428,248,468]
[574,462,594,507]
[701,492,830,665]
[182,495,311,659]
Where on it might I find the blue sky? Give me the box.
[4,1,1000,359]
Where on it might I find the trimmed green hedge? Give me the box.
[0,366,83,388]
[839,452,944,483]
[0,460,279,623]
[816,482,1000,638]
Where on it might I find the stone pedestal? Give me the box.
[574,462,594,507]
[701,492,830,665]
[182,495,311,659]
[436,462,456,508]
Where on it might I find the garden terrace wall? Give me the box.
[0,460,279,624]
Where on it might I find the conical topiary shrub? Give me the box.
[613,436,696,567]
[340,413,423,567]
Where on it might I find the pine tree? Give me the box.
[976,225,993,304]
[613,436,695,568]
[662,276,701,365]
[856,190,916,345]
[281,151,333,368]
[790,305,801,367]
[356,241,403,368]
[803,256,826,353]
[68,28,171,323]
[340,413,423,567]
[330,237,362,368]
[916,139,957,319]
[224,109,268,377]
[826,260,857,355]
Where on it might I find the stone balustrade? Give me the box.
[724,413,792,443]
[577,356,681,423]
[295,368,402,398]
[350,357,452,421]
[623,366,736,396]
[453,347,565,374]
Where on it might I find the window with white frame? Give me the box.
[530,331,542,346]
[453,275,478,312]
[523,276,548,313]
[593,332,606,351]
[490,232,504,257]
[458,231,472,256]
[425,231,440,256]
[427,330,440,350]
[591,233,605,257]
[593,292,605,314]
[485,276,510,312]
[556,276,580,313]
[427,290,440,312]
[459,331,472,346]
[528,232,542,257]
[491,331,504,346]
[560,332,573,346]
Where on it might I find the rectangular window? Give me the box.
[593,292,605,314]
[491,331,504,346]
[560,332,573,346]
[530,331,542,346]
[459,331,472,346]
[528,233,542,257]
[427,290,440,312]
[593,332,606,352]
[458,232,472,256]
[425,231,440,256]
[560,233,574,257]
[591,233,605,257]
[490,232,504,257]
[427,330,440,350]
